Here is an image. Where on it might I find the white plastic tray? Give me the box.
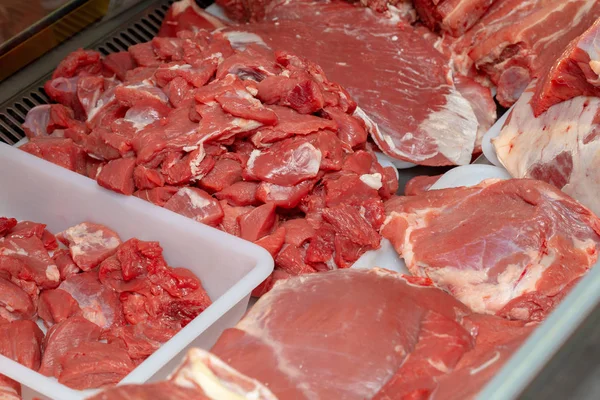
[0,143,274,400]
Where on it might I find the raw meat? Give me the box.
[414,0,497,36]
[58,342,135,390]
[531,18,600,116]
[493,86,600,216]
[57,222,121,271]
[211,268,533,399]
[37,289,82,327]
[381,178,600,321]
[404,174,442,195]
[0,234,61,290]
[59,271,125,330]
[0,320,44,400]
[450,0,600,107]
[89,348,277,400]
[39,316,102,378]
[0,277,35,322]
[164,187,225,226]
[163,0,479,166]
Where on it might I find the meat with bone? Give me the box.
[381,179,600,321]
[211,268,535,399]
[449,0,600,107]
[163,0,480,166]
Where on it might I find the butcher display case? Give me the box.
[0,1,598,399]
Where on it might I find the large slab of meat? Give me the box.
[0,217,211,392]
[89,348,277,400]
[494,20,600,216]
[449,0,600,107]
[21,27,399,290]
[168,0,481,166]
[381,179,600,321]
[209,268,534,400]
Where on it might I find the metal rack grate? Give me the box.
[0,0,214,145]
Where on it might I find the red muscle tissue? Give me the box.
[0,217,211,393]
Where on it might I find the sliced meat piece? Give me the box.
[531,18,600,117]
[134,186,180,207]
[160,149,209,186]
[164,187,224,226]
[0,218,17,237]
[5,220,46,239]
[0,320,44,370]
[57,222,121,271]
[218,202,254,236]
[52,49,102,79]
[215,89,278,125]
[255,226,286,258]
[381,179,600,321]
[103,51,136,80]
[322,106,368,149]
[20,137,87,173]
[404,174,442,196]
[21,104,75,139]
[250,105,337,146]
[59,272,125,329]
[37,289,82,327]
[215,181,259,206]
[134,165,165,190]
[58,342,135,390]
[282,219,315,247]
[0,235,60,289]
[39,316,102,377]
[210,268,473,399]
[256,74,325,114]
[245,139,321,186]
[105,321,178,361]
[453,75,497,150]
[239,203,277,242]
[275,244,316,276]
[199,158,243,193]
[255,179,316,209]
[158,0,227,37]
[97,157,137,195]
[129,42,161,67]
[52,249,80,280]
[0,277,35,322]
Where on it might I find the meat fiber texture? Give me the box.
[169,0,482,166]
[209,268,535,400]
[22,27,400,295]
[447,0,600,107]
[494,86,600,217]
[381,179,600,322]
[89,348,277,399]
[0,218,212,392]
[414,0,497,37]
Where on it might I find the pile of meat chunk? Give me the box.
[0,217,211,393]
[20,29,398,295]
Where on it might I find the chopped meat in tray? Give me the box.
[0,217,212,392]
[20,27,399,296]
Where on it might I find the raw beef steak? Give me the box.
[164,0,479,166]
[381,179,600,321]
[211,268,534,399]
[494,86,600,216]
